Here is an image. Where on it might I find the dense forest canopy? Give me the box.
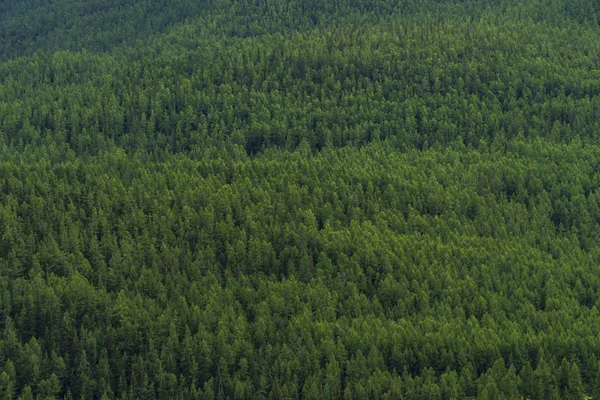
[2,0,600,399]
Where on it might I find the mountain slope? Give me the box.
[1,0,600,399]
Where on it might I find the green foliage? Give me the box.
[1,0,600,398]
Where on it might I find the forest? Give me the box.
[1,0,600,398]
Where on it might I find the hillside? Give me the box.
[1,0,600,399]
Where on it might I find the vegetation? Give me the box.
[1,0,600,398]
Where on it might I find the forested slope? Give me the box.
[2,0,600,399]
